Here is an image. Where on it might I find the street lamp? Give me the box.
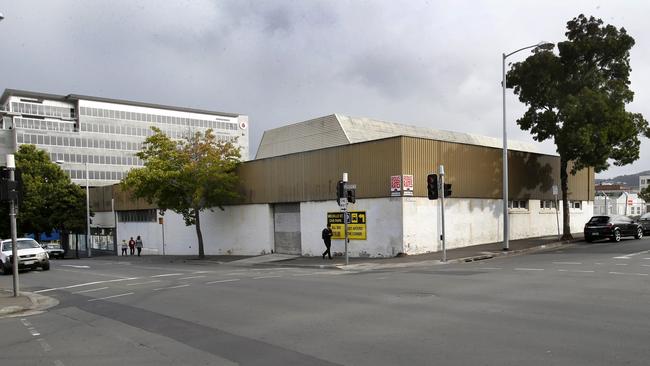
[85,161,91,257]
[502,41,552,251]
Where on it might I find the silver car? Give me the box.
[1,238,50,274]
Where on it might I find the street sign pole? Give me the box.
[341,173,349,265]
[553,185,560,238]
[439,165,446,263]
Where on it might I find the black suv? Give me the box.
[584,215,643,243]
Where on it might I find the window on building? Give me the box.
[509,200,528,210]
[570,201,582,209]
[118,209,157,222]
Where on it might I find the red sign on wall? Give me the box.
[390,175,401,196]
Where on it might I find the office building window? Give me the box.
[509,200,528,210]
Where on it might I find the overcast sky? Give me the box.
[1,0,648,179]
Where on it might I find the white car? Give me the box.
[41,242,65,259]
[1,238,50,274]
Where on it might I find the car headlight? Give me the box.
[37,252,48,260]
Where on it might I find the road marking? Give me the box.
[643,258,650,260]
[641,264,650,267]
[553,262,582,265]
[376,277,387,280]
[72,287,109,294]
[253,275,282,279]
[477,267,502,270]
[126,280,162,286]
[206,279,240,284]
[557,269,595,273]
[615,263,629,266]
[153,284,190,291]
[150,273,184,278]
[594,263,604,265]
[614,250,649,259]
[609,272,648,276]
[29,328,41,336]
[292,273,318,276]
[20,319,31,327]
[192,271,215,274]
[60,265,90,269]
[251,268,291,271]
[178,275,206,280]
[37,338,52,352]
[224,272,245,276]
[34,277,140,293]
[514,268,545,271]
[88,292,134,302]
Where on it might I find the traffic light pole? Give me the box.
[439,165,446,262]
[6,154,19,296]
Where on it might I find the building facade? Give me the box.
[0,89,249,186]
[96,115,595,257]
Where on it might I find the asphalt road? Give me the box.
[2,237,650,366]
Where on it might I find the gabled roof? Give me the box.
[255,113,550,159]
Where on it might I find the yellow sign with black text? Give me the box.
[327,211,367,240]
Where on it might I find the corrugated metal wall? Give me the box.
[238,136,593,204]
[99,135,594,209]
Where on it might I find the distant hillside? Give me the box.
[595,170,650,187]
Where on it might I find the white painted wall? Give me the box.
[116,204,274,256]
[299,198,403,257]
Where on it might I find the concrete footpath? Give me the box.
[0,289,59,319]
[262,233,585,270]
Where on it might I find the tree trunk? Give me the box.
[560,157,573,240]
[195,209,205,259]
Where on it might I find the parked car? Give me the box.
[41,242,65,259]
[1,238,50,274]
[584,215,643,243]
[639,213,650,234]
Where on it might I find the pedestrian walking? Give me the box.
[322,224,333,260]
[121,240,128,256]
[128,237,135,255]
[135,235,143,257]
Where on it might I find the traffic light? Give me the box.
[347,188,356,203]
[427,174,438,200]
[336,180,345,205]
[444,183,452,198]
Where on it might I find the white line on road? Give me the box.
[614,250,650,259]
[609,272,648,276]
[615,263,629,266]
[178,275,206,280]
[557,269,595,273]
[153,284,190,291]
[553,262,582,265]
[192,271,215,274]
[20,319,31,327]
[60,265,90,269]
[126,280,162,286]
[291,273,318,276]
[34,278,140,293]
[642,264,650,267]
[29,328,40,336]
[150,273,184,278]
[251,268,292,271]
[514,268,545,271]
[477,267,503,270]
[253,275,282,279]
[88,292,134,302]
[72,287,109,294]
[205,279,240,284]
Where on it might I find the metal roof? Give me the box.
[255,113,552,159]
[0,88,241,118]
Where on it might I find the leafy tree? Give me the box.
[507,14,649,239]
[639,186,650,205]
[122,127,241,258]
[0,144,87,238]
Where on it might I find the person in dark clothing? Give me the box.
[322,224,333,260]
[128,237,135,255]
[135,236,143,256]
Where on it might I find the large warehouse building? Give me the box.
[94,114,594,258]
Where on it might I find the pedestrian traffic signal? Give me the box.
[444,183,452,198]
[427,174,438,200]
[336,180,345,205]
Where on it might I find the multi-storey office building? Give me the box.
[0,89,249,186]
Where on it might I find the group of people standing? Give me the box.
[121,236,143,256]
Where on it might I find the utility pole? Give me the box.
[6,154,19,296]
[439,165,447,262]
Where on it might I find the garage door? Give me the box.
[273,203,302,255]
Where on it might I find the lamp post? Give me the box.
[502,41,552,251]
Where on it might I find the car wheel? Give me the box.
[611,229,621,242]
[635,227,643,240]
[585,237,594,243]
[42,262,50,271]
